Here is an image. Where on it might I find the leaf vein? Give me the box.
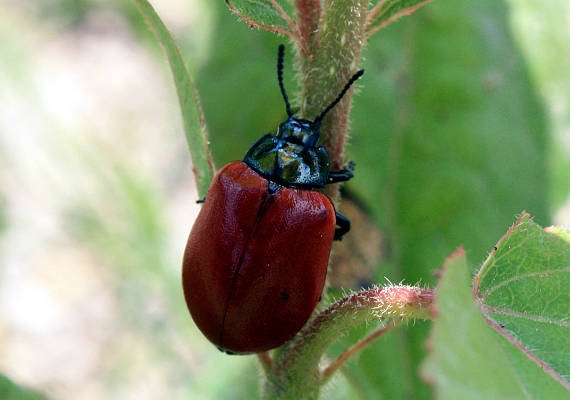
[479,266,570,298]
[482,305,570,327]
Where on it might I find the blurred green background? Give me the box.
[0,0,568,399]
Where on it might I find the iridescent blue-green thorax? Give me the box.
[243,117,331,188]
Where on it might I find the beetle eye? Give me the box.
[302,134,317,147]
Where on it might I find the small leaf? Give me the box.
[134,0,214,198]
[226,0,297,37]
[422,247,570,398]
[474,213,570,387]
[366,0,433,37]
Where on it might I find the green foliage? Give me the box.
[226,0,295,32]
[134,0,214,198]
[351,0,549,281]
[475,214,570,384]
[130,0,566,398]
[348,0,550,396]
[366,0,433,35]
[422,236,569,398]
[509,0,570,211]
[0,375,46,400]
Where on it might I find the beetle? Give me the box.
[182,44,364,354]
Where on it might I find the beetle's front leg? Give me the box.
[334,211,351,240]
[328,161,355,184]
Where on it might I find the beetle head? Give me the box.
[276,44,364,149]
[277,117,319,148]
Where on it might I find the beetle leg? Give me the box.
[334,212,351,240]
[328,161,355,184]
[196,197,206,204]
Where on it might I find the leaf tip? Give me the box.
[438,246,466,276]
[474,211,537,290]
[515,211,533,224]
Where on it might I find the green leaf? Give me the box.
[0,375,46,400]
[421,247,570,398]
[366,0,433,36]
[226,0,296,35]
[349,0,550,396]
[134,0,214,198]
[474,213,570,386]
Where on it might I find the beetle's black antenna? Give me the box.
[313,69,365,127]
[277,44,293,118]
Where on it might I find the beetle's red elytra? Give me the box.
[183,161,335,354]
[182,44,364,354]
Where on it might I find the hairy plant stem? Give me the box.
[295,0,321,55]
[264,286,434,399]
[297,0,368,200]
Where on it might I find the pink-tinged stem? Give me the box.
[278,285,434,374]
[295,0,321,55]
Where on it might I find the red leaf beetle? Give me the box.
[183,45,364,354]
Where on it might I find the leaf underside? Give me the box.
[366,0,434,35]
[226,0,295,32]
